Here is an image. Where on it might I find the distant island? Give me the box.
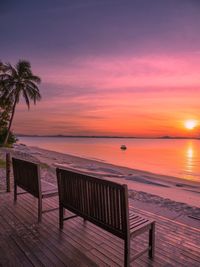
[16,134,200,140]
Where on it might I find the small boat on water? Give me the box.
[120,145,127,150]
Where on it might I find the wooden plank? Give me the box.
[27,196,191,266]
[9,194,98,267]
[0,214,44,266]
[45,196,200,266]
[1,209,60,267]
[0,191,200,267]
[0,222,33,267]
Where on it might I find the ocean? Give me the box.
[18,137,200,182]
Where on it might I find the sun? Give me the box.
[184,120,197,130]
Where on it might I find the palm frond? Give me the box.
[0,62,8,72]
[22,90,30,109]
[15,61,29,80]
[26,85,41,103]
[25,80,41,90]
[26,75,41,84]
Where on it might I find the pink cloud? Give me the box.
[37,54,200,89]
[14,53,200,136]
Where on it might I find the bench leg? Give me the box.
[38,198,42,223]
[14,183,17,202]
[149,222,155,259]
[124,238,130,267]
[59,205,64,229]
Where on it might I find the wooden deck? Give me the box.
[0,191,200,267]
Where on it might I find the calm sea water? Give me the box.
[18,137,200,182]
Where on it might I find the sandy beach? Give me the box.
[0,144,200,229]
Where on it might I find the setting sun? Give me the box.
[184,120,197,130]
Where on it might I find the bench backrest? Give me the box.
[56,168,129,238]
[12,158,41,198]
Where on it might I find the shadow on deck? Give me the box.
[0,191,200,267]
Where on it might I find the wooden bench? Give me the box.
[56,168,155,266]
[12,157,58,222]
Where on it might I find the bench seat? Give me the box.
[129,212,154,235]
[41,180,58,198]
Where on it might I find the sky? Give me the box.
[1,0,200,137]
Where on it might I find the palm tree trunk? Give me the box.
[3,98,17,146]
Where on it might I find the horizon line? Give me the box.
[16,134,200,140]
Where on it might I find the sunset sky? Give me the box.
[1,0,200,137]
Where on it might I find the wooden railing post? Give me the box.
[6,153,11,192]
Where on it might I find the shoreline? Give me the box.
[0,144,200,228]
[15,142,200,186]
[17,144,200,181]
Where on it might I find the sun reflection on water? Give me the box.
[185,144,194,177]
[187,147,193,158]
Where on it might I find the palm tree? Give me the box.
[0,60,41,146]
